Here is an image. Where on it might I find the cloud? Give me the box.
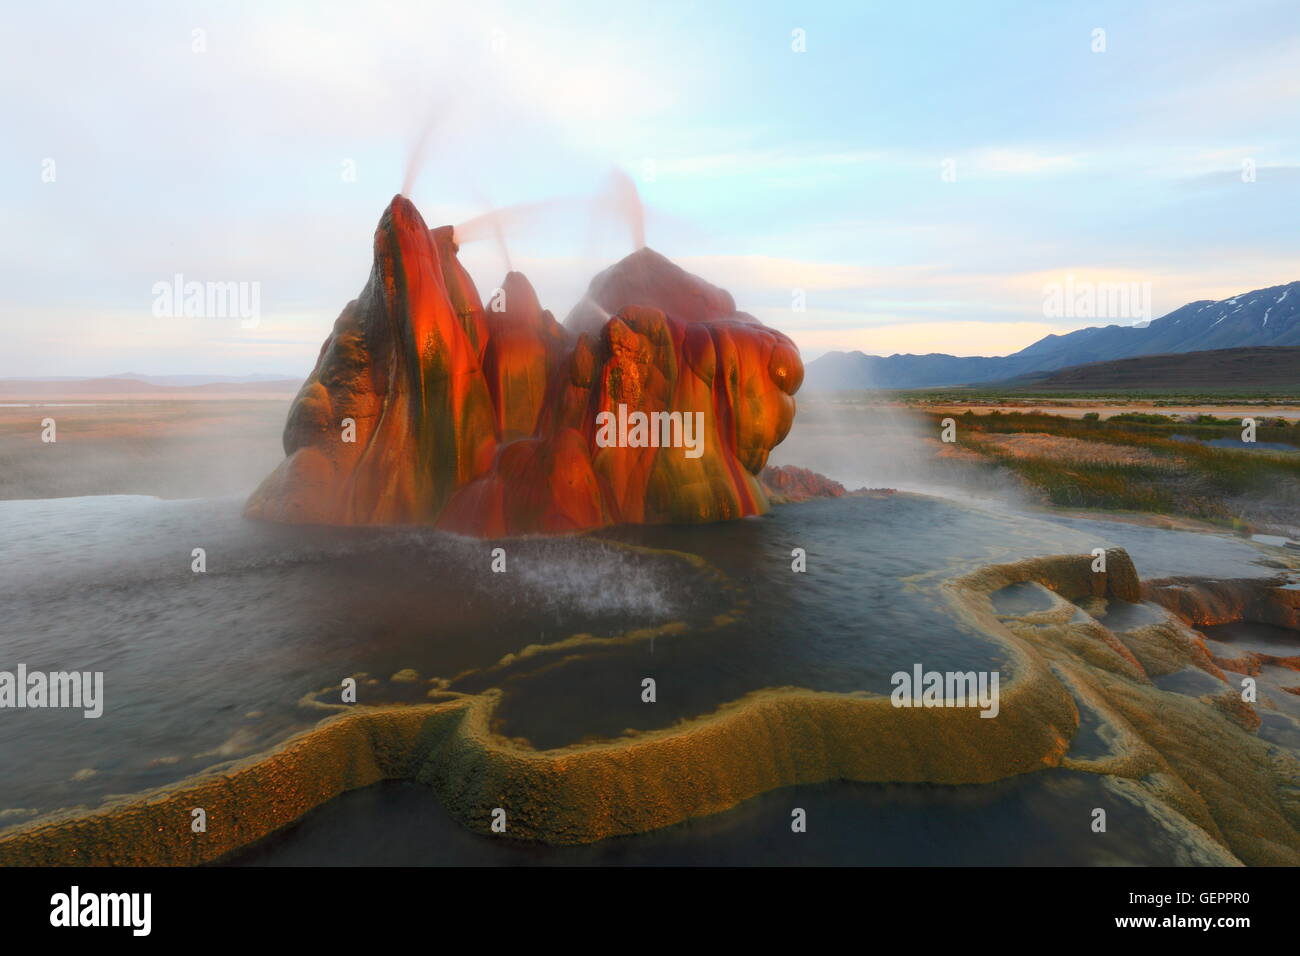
[1179,164,1300,188]
[786,319,1065,359]
[965,149,1084,175]
[3,2,1300,379]
[1142,35,1300,136]
[678,255,934,294]
[650,148,886,179]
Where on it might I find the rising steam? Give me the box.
[401,110,442,198]
[605,169,645,251]
[449,168,648,257]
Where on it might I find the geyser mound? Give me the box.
[564,246,742,336]
[245,195,803,536]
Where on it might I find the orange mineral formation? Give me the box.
[245,195,803,536]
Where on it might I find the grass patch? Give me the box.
[937,410,1300,530]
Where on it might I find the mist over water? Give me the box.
[0,483,1276,829]
[3,387,1293,864]
[771,398,1030,507]
[510,539,675,618]
[0,495,702,817]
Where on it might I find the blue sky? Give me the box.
[2,0,1298,376]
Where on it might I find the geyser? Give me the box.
[245,195,803,536]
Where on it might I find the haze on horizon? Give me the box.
[2,0,1298,379]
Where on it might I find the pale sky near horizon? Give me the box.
[3,0,1299,377]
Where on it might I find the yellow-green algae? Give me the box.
[2,547,1298,866]
[946,549,1300,866]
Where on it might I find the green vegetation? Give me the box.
[950,408,1300,446]
[1107,412,1178,424]
[933,410,1300,532]
[817,386,1300,404]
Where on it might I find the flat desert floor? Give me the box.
[0,399,291,501]
[916,402,1300,421]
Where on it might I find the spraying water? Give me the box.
[452,168,647,257]
[453,199,568,246]
[463,190,515,272]
[401,110,443,198]
[605,168,646,251]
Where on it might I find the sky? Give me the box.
[2,0,1298,377]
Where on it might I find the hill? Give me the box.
[1004,346,1300,391]
[806,280,1300,389]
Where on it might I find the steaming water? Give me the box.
[0,490,1284,862]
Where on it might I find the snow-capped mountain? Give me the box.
[805,280,1300,389]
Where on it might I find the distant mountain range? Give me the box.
[0,374,301,397]
[1,372,299,387]
[806,280,1300,389]
[1009,346,1300,390]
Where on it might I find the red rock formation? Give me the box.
[565,247,741,335]
[245,195,803,536]
[760,465,848,502]
[481,271,567,443]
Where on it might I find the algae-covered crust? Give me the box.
[949,548,1300,866]
[2,547,1297,866]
